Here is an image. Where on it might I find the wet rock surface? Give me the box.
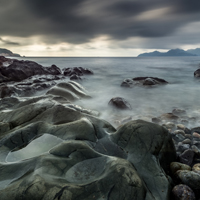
[63,67,93,80]
[0,57,177,199]
[0,56,200,199]
[0,59,61,83]
[108,97,132,110]
[121,76,168,87]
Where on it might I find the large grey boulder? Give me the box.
[111,120,176,200]
[0,141,148,200]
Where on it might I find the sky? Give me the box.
[1,0,200,57]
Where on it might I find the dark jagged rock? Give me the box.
[0,59,61,83]
[63,67,93,77]
[70,74,82,80]
[108,97,132,110]
[121,77,168,88]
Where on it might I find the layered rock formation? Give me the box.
[0,74,176,200]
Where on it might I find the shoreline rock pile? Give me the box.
[0,56,200,199]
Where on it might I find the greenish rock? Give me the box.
[0,141,148,200]
[176,170,200,190]
[111,120,176,200]
[0,85,177,200]
[170,162,191,175]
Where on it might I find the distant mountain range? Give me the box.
[138,48,200,57]
[0,48,21,57]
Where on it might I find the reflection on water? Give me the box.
[6,134,63,162]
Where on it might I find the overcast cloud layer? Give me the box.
[1,0,200,55]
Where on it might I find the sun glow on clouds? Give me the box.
[5,35,145,57]
[136,7,172,21]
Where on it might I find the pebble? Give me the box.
[185,134,192,139]
[177,124,186,130]
[192,163,200,174]
[182,139,192,145]
[193,132,200,140]
[162,122,176,130]
[176,170,200,190]
[179,149,195,166]
[174,130,186,136]
[177,143,190,153]
[172,184,196,200]
[170,162,191,175]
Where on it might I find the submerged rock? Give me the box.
[108,97,132,110]
[63,67,93,80]
[121,77,168,88]
[194,69,200,77]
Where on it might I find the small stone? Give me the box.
[172,184,196,200]
[143,78,158,85]
[184,128,191,135]
[174,130,186,136]
[177,124,186,130]
[176,170,200,190]
[191,145,200,154]
[179,149,195,166]
[108,97,132,110]
[182,139,191,145]
[170,162,191,175]
[177,143,190,153]
[193,132,200,139]
[192,163,200,174]
[172,134,186,143]
[160,113,179,122]
[193,141,200,148]
[185,134,192,139]
[152,117,161,124]
[181,119,189,125]
[163,122,176,130]
[172,108,186,116]
[121,78,134,87]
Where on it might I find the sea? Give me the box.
[21,56,200,128]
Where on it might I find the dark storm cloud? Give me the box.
[0,0,200,45]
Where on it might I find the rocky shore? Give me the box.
[0,56,200,199]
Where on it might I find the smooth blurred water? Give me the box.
[24,56,200,127]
